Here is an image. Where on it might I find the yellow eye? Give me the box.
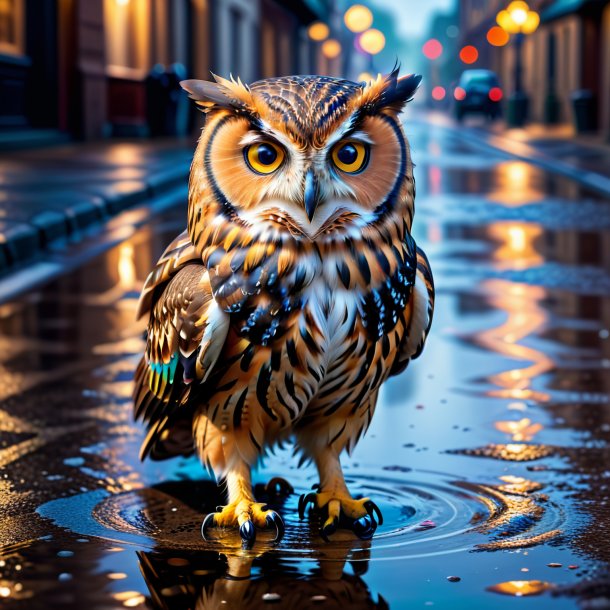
[244,141,284,174]
[331,141,369,173]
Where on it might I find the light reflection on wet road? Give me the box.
[1,120,609,609]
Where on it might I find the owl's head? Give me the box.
[181,69,421,245]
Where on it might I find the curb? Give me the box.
[0,167,189,277]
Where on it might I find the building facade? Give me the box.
[458,0,610,136]
[0,0,330,144]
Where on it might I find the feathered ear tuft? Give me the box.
[358,66,422,114]
[180,74,255,114]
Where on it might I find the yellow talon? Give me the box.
[202,500,285,545]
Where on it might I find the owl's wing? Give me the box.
[134,258,230,461]
[391,246,435,376]
[136,229,200,321]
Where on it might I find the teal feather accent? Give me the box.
[149,353,179,384]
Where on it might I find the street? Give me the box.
[0,115,609,609]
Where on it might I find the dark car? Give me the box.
[454,70,503,121]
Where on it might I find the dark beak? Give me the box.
[304,168,321,222]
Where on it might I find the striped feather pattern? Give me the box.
[133,72,434,477]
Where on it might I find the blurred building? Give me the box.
[458,0,610,137]
[0,0,331,145]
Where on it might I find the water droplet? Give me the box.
[58,573,72,582]
[262,592,281,602]
[57,551,73,558]
[310,595,327,603]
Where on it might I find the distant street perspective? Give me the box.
[1,1,610,609]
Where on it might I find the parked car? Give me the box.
[454,70,503,121]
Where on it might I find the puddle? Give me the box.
[38,467,564,560]
[0,121,608,608]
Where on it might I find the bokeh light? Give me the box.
[422,38,443,60]
[359,28,386,55]
[308,22,329,41]
[522,11,540,34]
[487,26,510,47]
[489,87,503,102]
[321,38,341,59]
[507,1,530,25]
[496,10,521,33]
[431,86,446,101]
[344,5,373,33]
[454,86,466,101]
[459,45,478,64]
[357,71,375,83]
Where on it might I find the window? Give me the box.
[104,0,150,78]
[0,0,24,56]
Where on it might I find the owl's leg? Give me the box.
[298,445,382,541]
[200,446,284,547]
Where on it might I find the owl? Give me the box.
[133,69,434,546]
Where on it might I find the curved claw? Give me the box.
[364,500,384,526]
[320,516,339,543]
[239,519,256,547]
[298,492,317,519]
[352,514,377,540]
[265,510,285,542]
[201,512,217,541]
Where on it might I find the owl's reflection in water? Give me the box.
[137,545,387,610]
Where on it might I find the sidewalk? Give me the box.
[0,138,194,276]
[476,121,610,196]
[414,110,610,198]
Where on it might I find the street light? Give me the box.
[344,5,373,33]
[308,21,329,42]
[321,39,342,59]
[359,28,385,55]
[496,1,540,126]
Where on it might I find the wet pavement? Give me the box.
[1,119,609,609]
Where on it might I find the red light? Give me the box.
[489,87,503,102]
[454,86,466,101]
[459,45,478,64]
[422,39,443,60]
[431,86,446,101]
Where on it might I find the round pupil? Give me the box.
[338,143,358,165]
[257,144,277,165]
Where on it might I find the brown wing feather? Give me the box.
[136,230,200,321]
[134,260,229,461]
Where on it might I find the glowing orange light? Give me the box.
[489,87,503,102]
[321,39,341,59]
[422,38,443,60]
[487,25,510,46]
[459,45,478,64]
[454,86,466,101]
[357,71,375,83]
[431,86,446,101]
[344,5,373,33]
[308,22,329,41]
[359,28,385,55]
